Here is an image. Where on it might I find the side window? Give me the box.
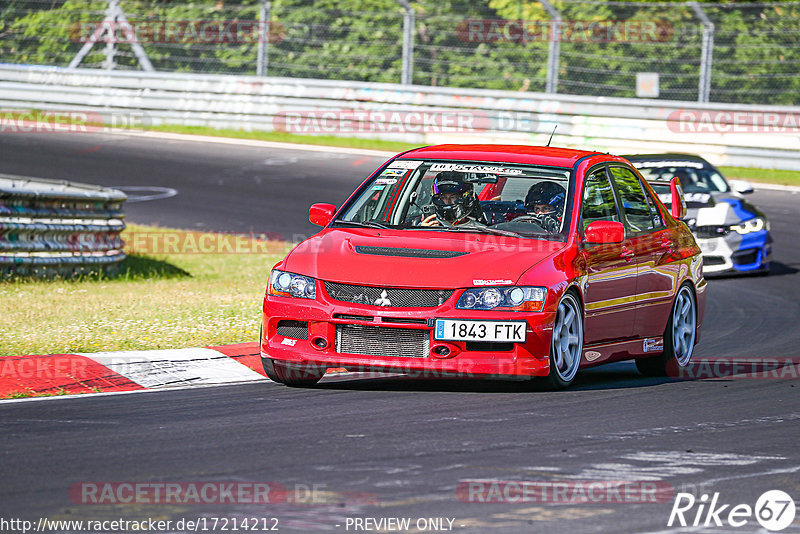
[641,184,664,229]
[581,168,619,231]
[609,166,656,233]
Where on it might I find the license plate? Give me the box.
[434,319,526,342]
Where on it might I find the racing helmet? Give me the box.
[525,181,566,215]
[430,171,480,223]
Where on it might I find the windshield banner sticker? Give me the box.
[430,163,524,175]
[632,160,705,169]
[387,159,424,170]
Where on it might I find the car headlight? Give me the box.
[730,217,767,235]
[268,269,316,299]
[456,287,546,311]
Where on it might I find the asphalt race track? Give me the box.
[1,132,799,533]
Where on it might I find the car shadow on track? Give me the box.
[705,260,798,280]
[312,362,680,394]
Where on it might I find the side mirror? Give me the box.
[728,179,754,194]
[309,203,337,226]
[670,177,687,220]
[584,220,625,244]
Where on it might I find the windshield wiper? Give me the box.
[333,220,392,229]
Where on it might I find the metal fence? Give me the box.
[2,64,799,171]
[1,0,798,105]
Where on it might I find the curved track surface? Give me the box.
[1,132,799,533]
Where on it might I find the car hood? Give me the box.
[688,192,764,226]
[283,228,565,289]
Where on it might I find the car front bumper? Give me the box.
[261,293,555,379]
[695,229,771,275]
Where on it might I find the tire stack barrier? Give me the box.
[0,174,126,278]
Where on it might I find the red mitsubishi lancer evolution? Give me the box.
[260,145,706,389]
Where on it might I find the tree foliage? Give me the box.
[1,0,797,104]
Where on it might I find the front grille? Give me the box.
[333,313,373,322]
[336,324,429,358]
[732,248,759,266]
[324,281,452,308]
[703,256,726,266]
[276,320,309,340]
[382,317,428,325]
[355,246,467,259]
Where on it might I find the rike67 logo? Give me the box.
[668,490,796,531]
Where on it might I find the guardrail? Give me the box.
[1,64,799,170]
[0,174,126,278]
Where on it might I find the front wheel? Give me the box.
[636,284,697,377]
[259,325,325,387]
[262,358,325,387]
[546,292,584,389]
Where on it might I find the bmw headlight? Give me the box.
[730,217,768,235]
[456,287,546,311]
[268,269,316,299]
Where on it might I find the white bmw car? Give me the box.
[625,154,771,276]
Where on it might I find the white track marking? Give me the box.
[567,451,787,482]
[0,380,274,405]
[584,413,800,442]
[113,186,178,202]
[114,130,396,157]
[80,347,266,388]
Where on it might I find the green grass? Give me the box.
[0,224,290,356]
[718,166,800,187]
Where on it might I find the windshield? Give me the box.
[635,164,730,193]
[336,159,572,239]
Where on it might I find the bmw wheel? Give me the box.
[636,284,697,377]
[547,292,584,389]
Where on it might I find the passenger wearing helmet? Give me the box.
[420,171,485,227]
[519,181,566,232]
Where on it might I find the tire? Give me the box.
[262,358,325,387]
[636,284,697,377]
[259,325,325,387]
[546,292,584,389]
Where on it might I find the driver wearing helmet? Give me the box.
[520,181,566,232]
[420,171,486,227]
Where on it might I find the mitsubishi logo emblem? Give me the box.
[374,290,392,307]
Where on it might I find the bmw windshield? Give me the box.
[635,162,730,193]
[335,159,573,240]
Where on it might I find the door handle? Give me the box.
[661,240,673,249]
[621,248,635,261]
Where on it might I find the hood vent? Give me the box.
[354,246,467,259]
